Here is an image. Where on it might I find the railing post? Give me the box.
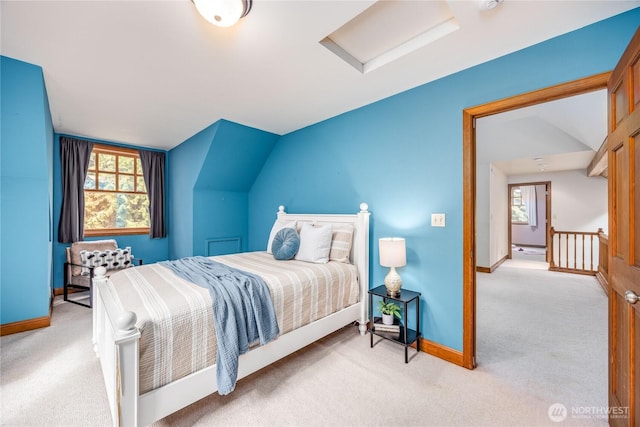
[596,228,609,295]
[549,227,556,269]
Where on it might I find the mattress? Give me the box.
[107,251,359,394]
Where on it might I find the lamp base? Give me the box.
[384,267,402,297]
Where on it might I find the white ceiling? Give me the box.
[1,1,637,150]
[478,90,608,176]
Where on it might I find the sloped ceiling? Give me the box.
[1,1,637,150]
[478,90,607,175]
[194,121,278,191]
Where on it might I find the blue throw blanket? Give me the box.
[161,256,279,395]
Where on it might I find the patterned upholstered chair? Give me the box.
[64,239,141,308]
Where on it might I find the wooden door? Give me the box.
[608,26,640,427]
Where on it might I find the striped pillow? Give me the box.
[329,224,354,263]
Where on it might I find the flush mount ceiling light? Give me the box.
[192,0,252,27]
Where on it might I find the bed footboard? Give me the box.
[93,267,140,427]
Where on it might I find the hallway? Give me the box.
[476,260,607,424]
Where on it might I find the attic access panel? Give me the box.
[320,0,459,74]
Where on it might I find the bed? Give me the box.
[92,203,370,426]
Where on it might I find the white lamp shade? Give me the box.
[193,0,251,27]
[379,237,406,267]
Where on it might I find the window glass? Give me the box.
[119,156,134,173]
[119,175,134,192]
[99,153,116,172]
[84,172,96,190]
[99,172,116,191]
[511,187,529,224]
[84,144,150,236]
[136,176,147,193]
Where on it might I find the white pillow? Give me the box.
[267,220,297,254]
[295,223,333,264]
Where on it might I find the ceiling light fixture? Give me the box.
[192,0,252,27]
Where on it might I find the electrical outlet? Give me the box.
[431,213,446,227]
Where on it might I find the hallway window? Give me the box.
[511,186,529,224]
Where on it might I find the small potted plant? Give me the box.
[378,300,402,325]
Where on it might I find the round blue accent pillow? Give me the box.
[271,227,300,260]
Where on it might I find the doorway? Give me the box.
[461,72,610,369]
[508,181,551,263]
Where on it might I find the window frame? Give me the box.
[510,186,529,225]
[83,144,150,237]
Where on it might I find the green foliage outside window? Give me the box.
[511,187,529,224]
[511,205,528,223]
[84,145,150,234]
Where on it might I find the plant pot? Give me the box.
[382,313,394,325]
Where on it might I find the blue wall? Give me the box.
[2,9,638,336]
[169,122,218,259]
[51,134,170,289]
[248,10,640,351]
[1,56,54,324]
[170,119,278,259]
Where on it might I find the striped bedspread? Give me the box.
[107,251,359,394]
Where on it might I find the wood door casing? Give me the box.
[608,26,640,427]
[507,181,551,262]
[462,71,610,369]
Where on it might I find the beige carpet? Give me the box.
[1,263,607,426]
[511,245,547,263]
[476,260,607,424]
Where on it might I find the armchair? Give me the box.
[63,239,141,308]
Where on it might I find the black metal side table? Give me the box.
[368,285,421,363]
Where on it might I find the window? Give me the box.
[84,144,150,236]
[511,186,529,224]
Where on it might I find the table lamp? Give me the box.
[379,237,406,296]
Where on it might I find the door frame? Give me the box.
[461,72,611,369]
[508,181,551,262]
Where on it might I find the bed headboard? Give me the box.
[276,203,370,320]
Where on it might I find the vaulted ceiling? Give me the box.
[478,90,608,176]
[1,1,637,150]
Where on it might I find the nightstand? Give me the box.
[368,285,421,363]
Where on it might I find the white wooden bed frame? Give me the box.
[92,203,370,426]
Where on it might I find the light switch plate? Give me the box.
[432,213,446,227]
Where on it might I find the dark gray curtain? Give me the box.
[139,149,166,238]
[58,137,94,243]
